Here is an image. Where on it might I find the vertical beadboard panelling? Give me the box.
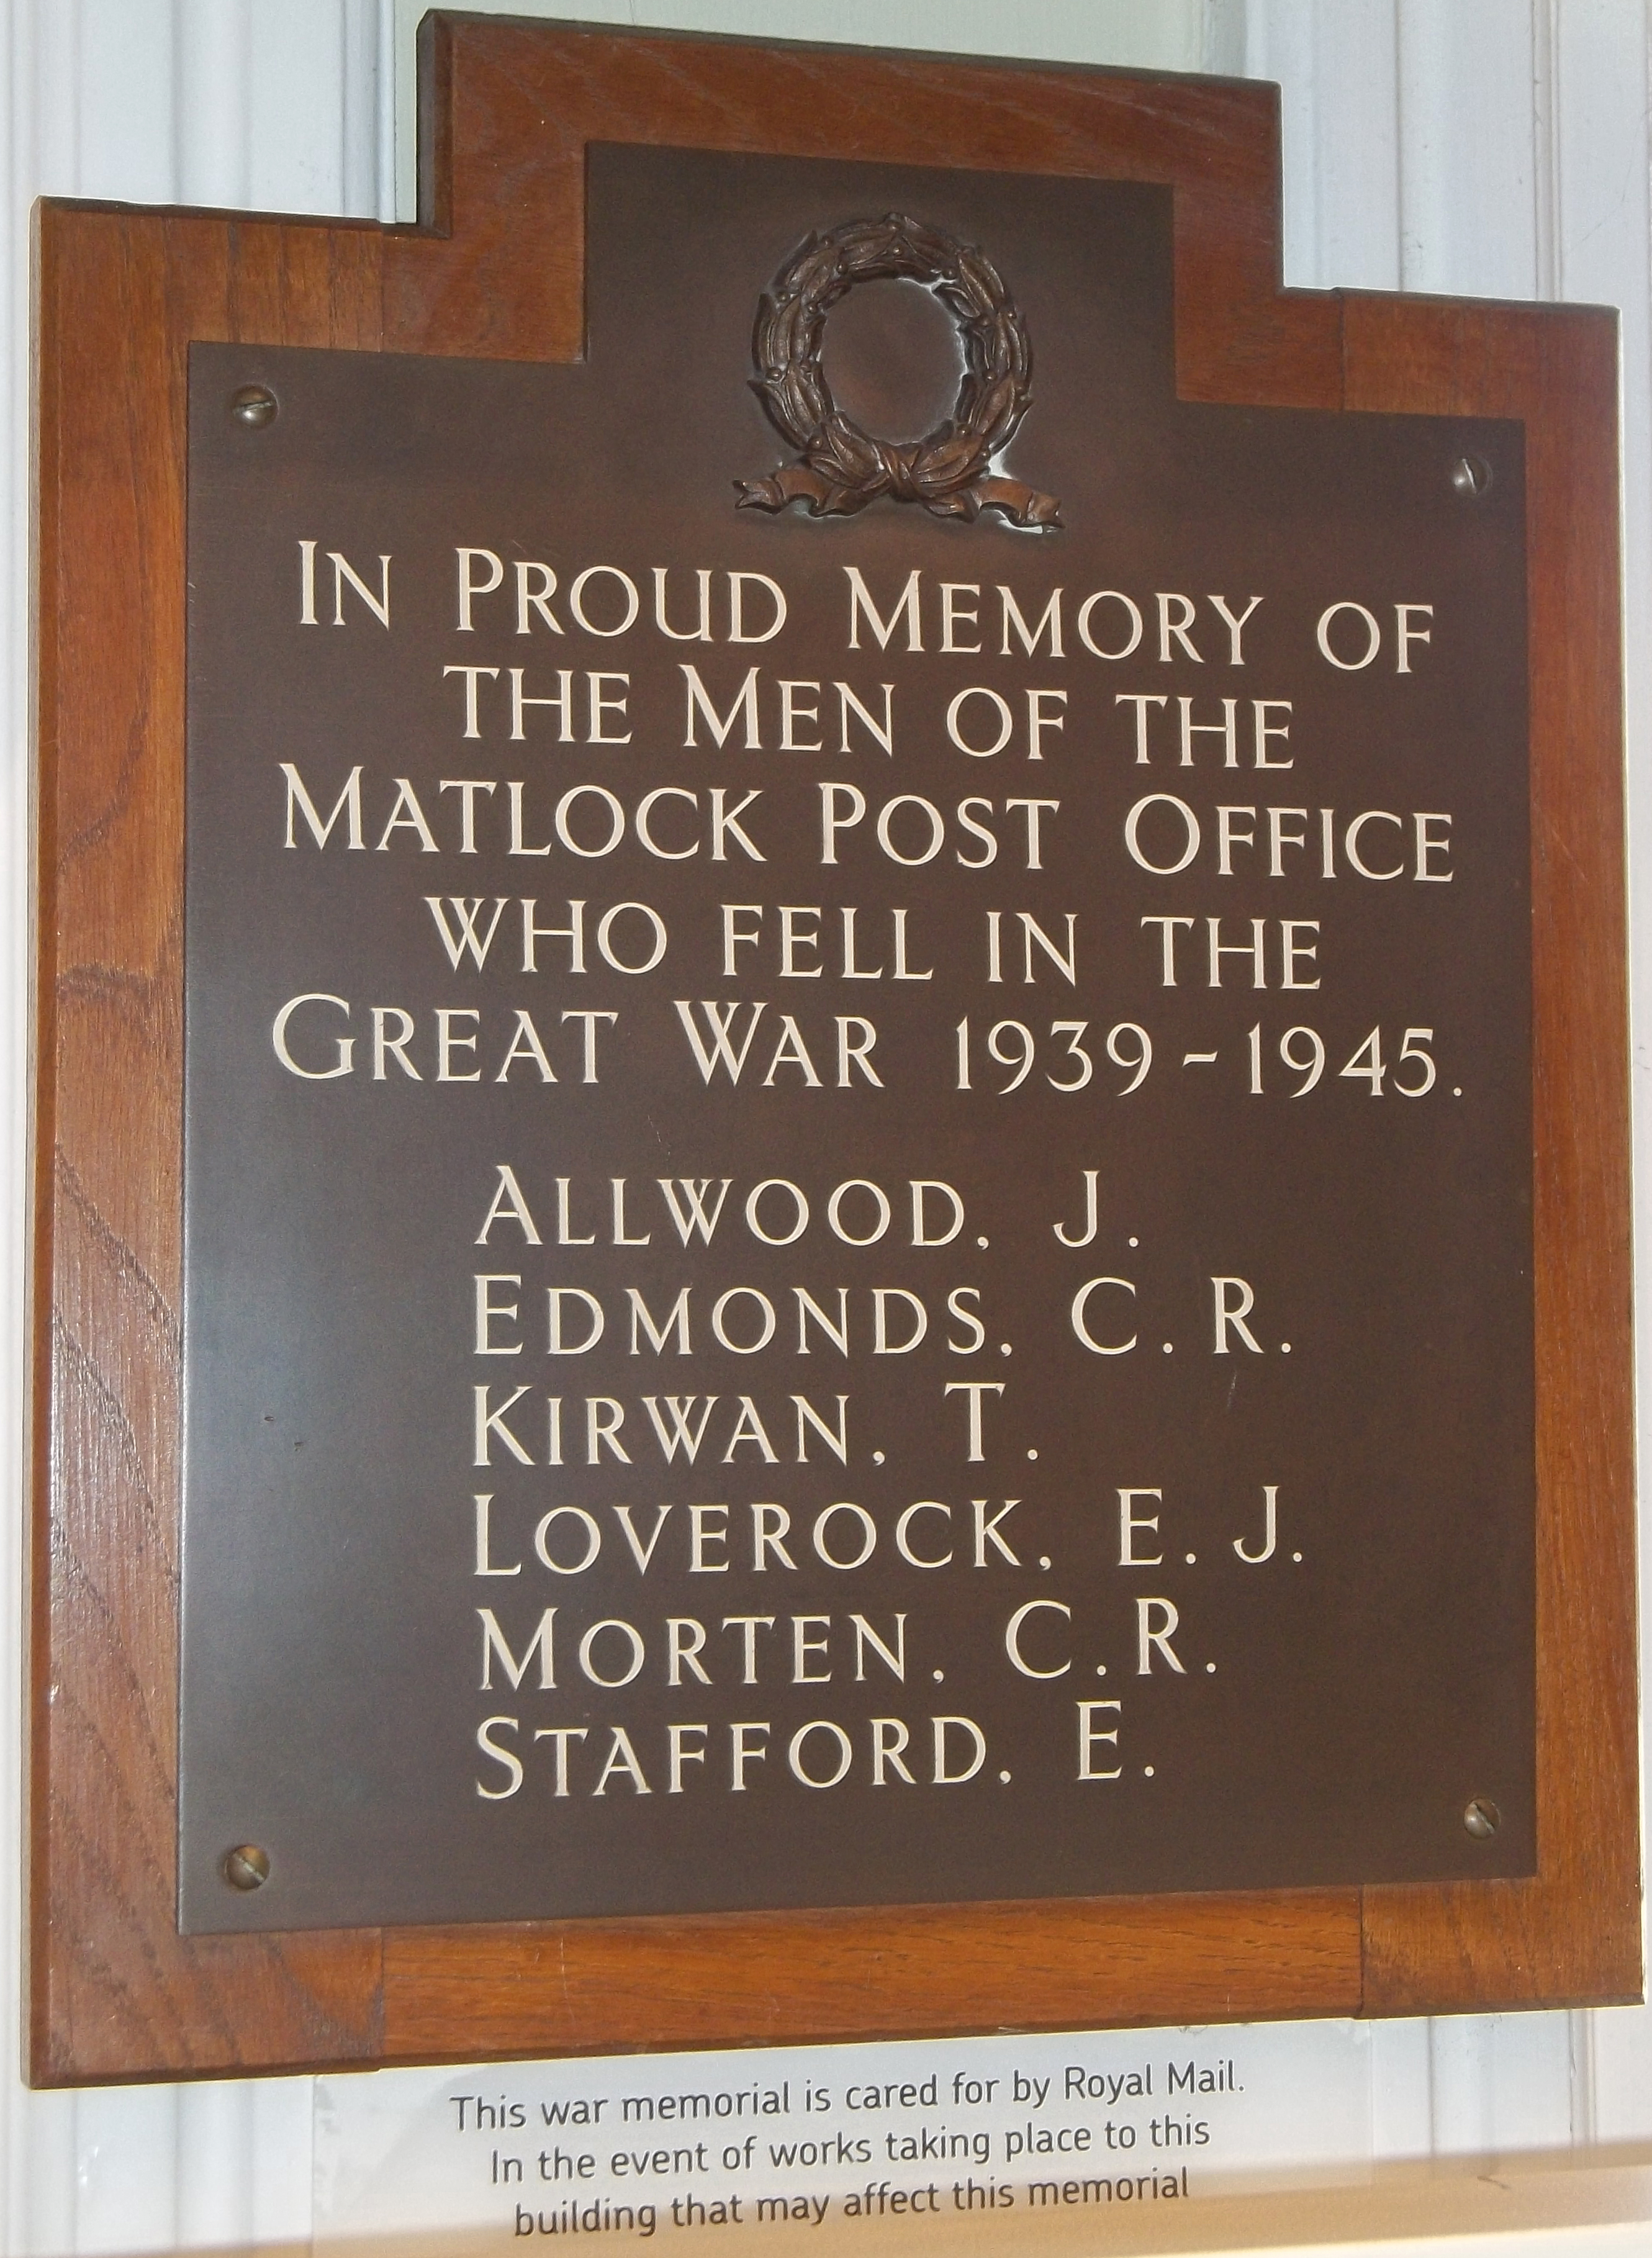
[1594,1995,1652,2146]
[1395,0,1544,296]
[74,0,176,204]
[1307,0,1402,289]
[174,0,246,207]
[246,0,381,219]
[1236,4,1323,284]
[66,0,175,202]
[174,2087,251,2251]
[76,2090,181,2255]
[246,2079,318,2247]
[1427,2015,1498,2162]
[341,0,383,222]
[1429,2015,1577,2161]
[1533,0,1562,299]
[1244,0,1403,291]
[373,0,397,220]
[1367,2019,1432,2159]
[31,2,79,201]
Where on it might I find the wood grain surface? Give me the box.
[382,1892,1362,2063]
[1344,296,1641,2012]
[28,15,1638,2084]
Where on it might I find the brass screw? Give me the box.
[1451,454,1491,497]
[1463,1797,1501,1840]
[222,1843,271,1890]
[230,384,278,428]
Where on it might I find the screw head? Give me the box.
[1451,454,1491,497]
[229,384,278,428]
[1463,1797,1501,1840]
[222,1842,271,1890]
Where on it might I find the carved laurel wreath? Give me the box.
[736,214,1062,528]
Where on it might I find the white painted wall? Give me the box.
[0,2,1646,2248]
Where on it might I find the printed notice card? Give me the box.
[314,2025,1372,2254]
[179,147,1532,1931]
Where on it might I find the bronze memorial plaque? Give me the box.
[178,146,1531,1933]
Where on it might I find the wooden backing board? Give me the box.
[27,14,1640,2085]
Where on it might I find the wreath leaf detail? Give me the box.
[736,212,1062,528]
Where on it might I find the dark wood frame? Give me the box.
[28,15,1640,2086]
